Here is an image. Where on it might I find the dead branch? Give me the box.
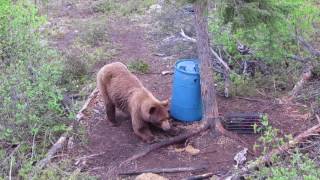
[36,134,67,169]
[184,172,214,180]
[180,28,231,72]
[0,144,20,167]
[75,152,106,162]
[242,123,320,173]
[76,88,99,121]
[288,55,312,62]
[297,36,320,57]
[121,118,255,166]
[180,28,196,43]
[316,114,320,124]
[119,166,207,175]
[36,88,99,169]
[120,122,212,166]
[288,63,313,98]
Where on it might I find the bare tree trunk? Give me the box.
[194,0,219,127]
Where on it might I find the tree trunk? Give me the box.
[194,0,219,127]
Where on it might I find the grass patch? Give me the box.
[128,60,150,74]
[91,0,156,16]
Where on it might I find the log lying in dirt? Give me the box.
[241,123,320,174]
[183,172,214,180]
[119,166,207,176]
[36,88,99,169]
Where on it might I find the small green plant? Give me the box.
[253,115,289,154]
[249,115,320,179]
[128,60,150,74]
[229,72,256,96]
[91,0,120,14]
[78,23,107,47]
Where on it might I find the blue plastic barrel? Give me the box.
[170,59,202,122]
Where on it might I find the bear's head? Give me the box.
[142,99,171,131]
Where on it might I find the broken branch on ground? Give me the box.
[118,165,207,176]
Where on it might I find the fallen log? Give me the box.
[119,166,207,176]
[35,88,99,169]
[184,172,214,180]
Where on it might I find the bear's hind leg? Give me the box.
[106,102,119,126]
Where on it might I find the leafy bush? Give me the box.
[248,115,320,179]
[211,0,320,64]
[0,0,73,178]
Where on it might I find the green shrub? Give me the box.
[0,0,73,178]
[248,115,320,179]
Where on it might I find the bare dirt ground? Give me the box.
[45,1,314,179]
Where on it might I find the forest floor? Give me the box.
[43,0,315,179]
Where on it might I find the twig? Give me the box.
[180,28,196,43]
[316,114,320,124]
[75,152,106,161]
[118,166,207,175]
[9,156,13,180]
[184,173,214,180]
[235,96,269,103]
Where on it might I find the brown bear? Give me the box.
[96,62,171,142]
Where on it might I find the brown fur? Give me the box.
[97,62,170,142]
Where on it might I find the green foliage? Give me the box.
[128,60,150,74]
[30,159,97,180]
[249,115,320,179]
[0,0,74,178]
[210,0,320,63]
[249,149,320,180]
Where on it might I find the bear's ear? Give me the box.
[161,99,169,107]
[149,106,157,115]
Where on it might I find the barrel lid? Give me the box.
[175,59,200,74]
